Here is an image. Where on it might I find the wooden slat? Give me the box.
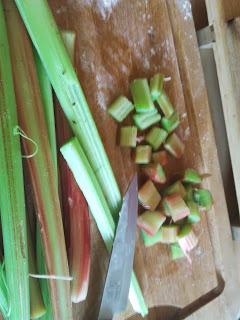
[205,0,240,219]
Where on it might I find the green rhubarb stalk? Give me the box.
[161,111,180,133]
[135,145,152,164]
[61,137,148,316]
[150,73,164,101]
[0,261,10,318]
[35,39,56,320]
[34,50,57,183]
[193,189,213,210]
[133,111,161,130]
[28,224,46,319]
[120,126,137,147]
[170,243,184,260]
[4,2,72,318]
[156,90,174,117]
[108,96,134,122]
[15,0,121,219]
[0,1,29,319]
[183,168,202,185]
[36,228,53,320]
[145,127,168,150]
[130,78,155,113]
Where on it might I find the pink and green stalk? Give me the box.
[152,150,169,166]
[141,229,163,247]
[163,181,187,198]
[4,2,72,318]
[137,211,166,236]
[56,30,91,304]
[142,163,166,184]
[138,180,161,211]
[162,194,190,222]
[177,225,198,260]
[160,225,179,244]
[164,133,185,158]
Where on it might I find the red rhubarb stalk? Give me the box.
[56,30,91,303]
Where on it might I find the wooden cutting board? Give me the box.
[49,0,218,319]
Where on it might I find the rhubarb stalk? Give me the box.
[15,0,121,220]
[4,1,72,318]
[56,30,91,303]
[0,1,29,318]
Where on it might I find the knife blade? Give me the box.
[98,174,138,320]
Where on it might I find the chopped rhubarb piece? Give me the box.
[138,180,161,211]
[161,112,180,133]
[160,225,179,244]
[162,194,190,222]
[178,224,198,253]
[156,90,174,117]
[184,185,194,202]
[186,200,201,224]
[150,73,164,101]
[163,181,186,198]
[133,111,161,131]
[152,150,168,166]
[137,211,166,236]
[108,95,134,122]
[193,188,213,210]
[130,78,155,113]
[120,126,137,147]
[141,229,163,247]
[145,127,168,151]
[159,201,171,217]
[183,168,202,184]
[170,243,184,260]
[164,133,184,158]
[135,145,152,164]
[142,163,166,184]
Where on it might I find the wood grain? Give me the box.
[47,0,224,319]
[168,0,240,319]
[221,0,240,21]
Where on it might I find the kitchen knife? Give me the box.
[98,174,138,320]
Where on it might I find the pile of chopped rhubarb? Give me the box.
[108,74,213,261]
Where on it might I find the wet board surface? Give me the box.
[48,0,218,319]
